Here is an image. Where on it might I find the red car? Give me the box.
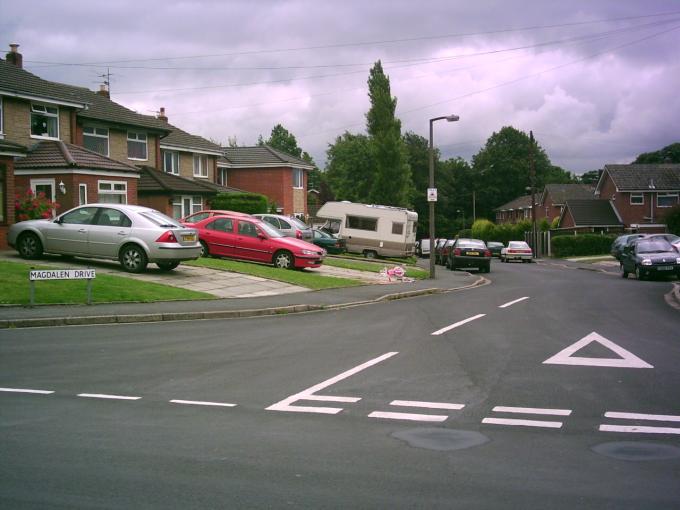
[181,209,252,225]
[189,214,326,269]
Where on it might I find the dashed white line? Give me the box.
[499,297,530,308]
[390,400,465,410]
[368,411,448,422]
[492,406,572,416]
[599,424,680,435]
[431,314,486,336]
[169,400,237,407]
[482,418,563,429]
[604,412,680,422]
[77,393,141,400]
[0,387,54,394]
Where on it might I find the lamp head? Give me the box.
[445,115,460,122]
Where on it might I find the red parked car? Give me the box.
[188,214,326,269]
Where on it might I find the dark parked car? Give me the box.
[610,234,645,261]
[312,228,346,254]
[447,238,491,273]
[620,238,680,280]
[486,241,504,257]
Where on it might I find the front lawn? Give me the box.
[323,257,429,279]
[0,261,213,305]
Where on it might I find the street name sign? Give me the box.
[29,269,96,281]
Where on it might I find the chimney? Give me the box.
[97,84,110,99]
[157,107,168,122]
[6,43,23,68]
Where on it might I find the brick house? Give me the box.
[218,146,314,218]
[494,195,534,224]
[556,199,623,233]
[595,164,680,232]
[538,184,595,223]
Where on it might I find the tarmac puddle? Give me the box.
[591,441,680,461]
[392,428,489,451]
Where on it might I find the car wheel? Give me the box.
[119,244,148,273]
[17,232,44,259]
[635,266,645,281]
[157,261,180,271]
[200,240,210,258]
[620,264,628,279]
[273,250,294,269]
[363,250,378,259]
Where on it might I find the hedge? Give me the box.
[209,192,269,214]
[470,219,532,245]
[551,234,618,258]
[663,205,680,235]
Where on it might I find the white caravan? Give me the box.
[316,201,418,258]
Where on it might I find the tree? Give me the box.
[365,61,412,206]
[259,123,316,166]
[578,169,602,185]
[634,143,680,164]
[325,132,375,202]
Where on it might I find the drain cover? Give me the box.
[392,428,489,451]
[591,441,680,461]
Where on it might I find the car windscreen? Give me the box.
[257,220,284,238]
[636,240,673,253]
[140,210,183,228]
[288,217,310,230]
[457,240,486,249]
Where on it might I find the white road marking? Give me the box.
[604,412,680,422]
[482,417,563,429]
[266,351,398,414]
[77,393,141,400]
[390,400,465,410]
[599,424,680,435]
[169,400,237,407]
[301,395,361,403]
[431,314,486,336]
[0,387,54,395]
[542,331,653,368]
[499,297,529,308]
[492,406,572,416]
[368,411,448,422]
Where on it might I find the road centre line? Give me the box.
[599,424,680,435]
[431,314,486,336]
[266,351,398,414]
[390,400,465,410]
[0,387,54,394]
[369,411,448,422]
[492,406,572,416]
[77,393,141,400]
[604,411,680,422]
[170,400,237,407]
[499,297,530,308]
[482,418,563,429]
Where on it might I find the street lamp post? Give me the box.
[429,114,460,279]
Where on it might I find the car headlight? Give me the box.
[301,249,317,255]
[641,258,652,266]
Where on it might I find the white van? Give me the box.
[316,201,418,258]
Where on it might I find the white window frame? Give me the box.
[163,150,180,175]
[630,193,644,205]
[30,178,56,218]
[657,193,679,208]
[218,168,228,186]
[171,195,203,218]
[83,125,109,156]
[98,180,128,204]
[127,131,148,161]
[293,168,304,189]
[193,154,209,178]
[30,103,60,140]
[79,183,88,205]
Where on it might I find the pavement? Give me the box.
[0,251,485,328]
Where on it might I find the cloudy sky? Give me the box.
[2,0,679,174]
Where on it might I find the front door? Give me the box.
[30,179,56,218]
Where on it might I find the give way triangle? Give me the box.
[543,332,653,368]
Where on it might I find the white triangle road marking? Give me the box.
[542,332,653,368]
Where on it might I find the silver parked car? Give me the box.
[8,204,202,273]
[253,214,313,240]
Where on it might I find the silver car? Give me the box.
[253,214,313,241]
[8,204,201,273]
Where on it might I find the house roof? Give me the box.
[542,183,594,205]
[14,140,139,173]
[159,122,223,155]
[0,138,28,157]
[561,199,622,227]
[0,58,169,133]
[495,194,534,212]
[597,164,680,192]
[220,146,314,169]
[137,166,242,195]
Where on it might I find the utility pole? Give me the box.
[472,190,476,223]
[529,131,537,258]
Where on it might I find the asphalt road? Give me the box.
[1,259,679,509]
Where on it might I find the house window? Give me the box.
[171,195,203,219]
[98,180,127,204]
[218,168,228,186]
[657,193,678,208]
[293,168,304,189]
[83,126,109,156]
[193,155,209,177]
[346,215,378,231]
[392,222,404,235]
[79,183,88,205]
[127,131,148,160]
[30,103,59,139]
[163,150,180,175]
[630,193,644,205]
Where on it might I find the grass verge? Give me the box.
[0,260,213,305]
[324,257,429,279]
[186,257,364,290]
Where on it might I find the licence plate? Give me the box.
[657,266,673,271]
[182,234,196,242]
[466,251,479,256]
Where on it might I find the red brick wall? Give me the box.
[138,194,173,217]
[227,167,294,213]
[0,158,16,250]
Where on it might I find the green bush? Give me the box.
[551,234,618,258]
[663,205,680,235]
[210,192,269,214]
